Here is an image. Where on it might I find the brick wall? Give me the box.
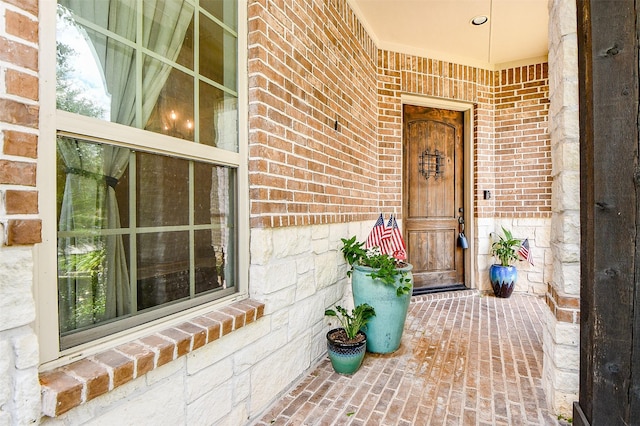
[248,0,551,229]
[0,0,41,244]
[494,64,551,218]
[248,0,379,228]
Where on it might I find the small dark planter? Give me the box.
[326,328,367,375]
[489,264,517,298]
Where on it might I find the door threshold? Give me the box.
[412,284,468,296]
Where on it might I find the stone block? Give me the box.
[13,368,40,424]
[12,331,38,369]
[552,261,580,295]
[544,309,579,345]
[535,224,551,248]
[330,222,351,246]
[250,260,298,294]
[225,403,250,426]
[555,0,578,37]
[314,251,339,289]
[186,382,233,425]
[254,286,295,314]
[273,226,311,258]
[232,371,251,405]
[144,356,184,387]
[89,378,185,425]
[0,247,35,330]
[554,344,580,371]
[250,228,273,265]
[233,327,287,374]
[552,173,580,211]
[287,296,323,340]
[311,223,330,240]
[270,309,290,331]
[294,270,316,301]
[0,412,10,426]
[250,335,312,413]
[0,340,11,405]
[186,357,233,403]
[295,255,314,275]
[311,237,329,254]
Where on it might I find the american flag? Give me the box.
[366,213,392,254]
[387,215,407,260]
[518,238,534,265]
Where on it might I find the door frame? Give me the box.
[400,94,476,290]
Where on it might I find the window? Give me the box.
[47,0,245,352]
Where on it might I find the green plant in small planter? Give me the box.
[489,227,521,298]
[325,304,376,375]
[325,304,376,340]
[340,235,414,354]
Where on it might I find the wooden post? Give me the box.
[576,0,640,424]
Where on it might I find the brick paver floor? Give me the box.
[253,291,560,426]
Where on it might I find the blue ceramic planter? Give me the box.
[489,264,517,298]
[351,263,413,354]
[327,329,367,375]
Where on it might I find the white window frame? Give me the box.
[36,0,249,368]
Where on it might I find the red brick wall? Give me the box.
[248,0,551,228]
[248,0,379,228]
[494,64,551,218]
[0,0,41,245]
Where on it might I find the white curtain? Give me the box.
[58,0,193,322]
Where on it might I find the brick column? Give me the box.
[0,0,42,423]
[544,0,580,416]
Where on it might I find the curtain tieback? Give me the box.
[66,167,119,189]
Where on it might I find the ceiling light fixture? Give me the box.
[471,15,488,26]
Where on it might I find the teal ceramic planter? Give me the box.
[326,329,367,375]
[489,264,517,298]
[351,263,413,354]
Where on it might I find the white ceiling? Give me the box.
[348,0,549,70]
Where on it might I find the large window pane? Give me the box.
[56,20,114,122]
[200,12,237,91]
[142,1,195,70]
[199,83,238,150]
[143,61,195,141]
[57,1,238,148]
[57,136,237,347]
[137,153,189,227]
[137,231,190,310]
[201,0,237,31]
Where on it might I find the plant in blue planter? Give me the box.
[325,304,376,375]
[490,227,521,298]
[340,236,413,354]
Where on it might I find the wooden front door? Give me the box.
[403,105,465,293]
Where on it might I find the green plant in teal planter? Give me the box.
[325,304,376,374]
[340,236,414,354]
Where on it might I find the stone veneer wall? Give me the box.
[0,0,42,423]
[0,0,563,423]
[543,0,580,416]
